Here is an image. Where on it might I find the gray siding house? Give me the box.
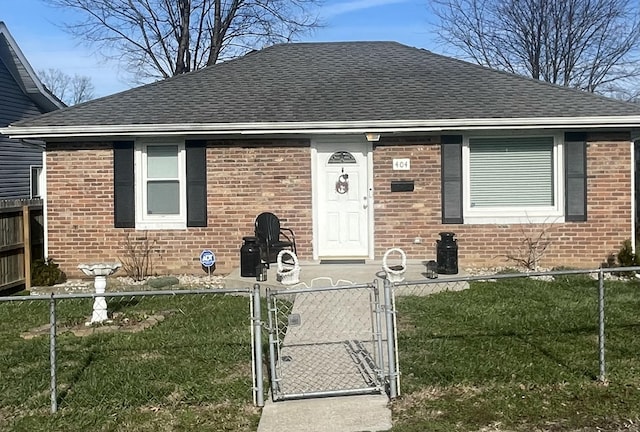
[0,22,63,201]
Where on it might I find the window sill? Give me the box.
[135,221,187,230]
[464,215,564,225]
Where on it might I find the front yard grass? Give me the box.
[2,276,639,431]
[392,276,640,431]
[0,293,260,432]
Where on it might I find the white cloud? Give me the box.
[320,0,411,18]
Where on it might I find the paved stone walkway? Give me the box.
[259,283,392,432]
[273,286,383,397]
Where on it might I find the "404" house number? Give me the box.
[392,158,410,171]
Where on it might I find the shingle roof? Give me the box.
[0,22,65,113]
[11,41,640,128]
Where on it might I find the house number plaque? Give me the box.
[393,158,410,170]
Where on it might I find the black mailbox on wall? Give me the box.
[390,180,414,192]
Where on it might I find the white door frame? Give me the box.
[311,135,374,260]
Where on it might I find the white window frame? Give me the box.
[462,132,565,224]
[135,139,187,230]
[29,165,43,199]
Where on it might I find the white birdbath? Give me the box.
[78,263,122,324]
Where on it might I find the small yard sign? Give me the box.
[199,249,216,268]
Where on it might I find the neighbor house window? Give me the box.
[463,135,563,223]
[135,141,186,229]
[30,166,42,199]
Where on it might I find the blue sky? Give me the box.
[2,0,440,98]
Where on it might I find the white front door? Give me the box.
[314,137,371,259]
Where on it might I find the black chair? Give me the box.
[254,212,297,267]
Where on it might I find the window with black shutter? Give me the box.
[564,133,587,222]
[440,132,585,224]
[113,141,135,228]
[186,140,207,227]
[441,135,463,224]
[113,139,208,229]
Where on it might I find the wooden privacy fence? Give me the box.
[0,199,44,292]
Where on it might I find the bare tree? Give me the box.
[44,0,323,83]
[431,0,640,97]
[69,75,96,105]
[39,68,95,105]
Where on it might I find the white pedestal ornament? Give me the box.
[77,263,122,324]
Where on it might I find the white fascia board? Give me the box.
[3,115,640,139]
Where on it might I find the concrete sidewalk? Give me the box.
[224,259,463,290]
[257,394,392,432]
[254,264,395,432]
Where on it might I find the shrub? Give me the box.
[120,232,156,281]
[31,258,67,286]
[504,219,554,271]
[615,239,640,278]
[617,239,639,268]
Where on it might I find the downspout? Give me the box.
[42,146,48,259]
[631,137,638,254]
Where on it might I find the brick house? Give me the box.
[3,41,640,277]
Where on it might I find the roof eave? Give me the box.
[0,23,65,111]
[3,116,640,139]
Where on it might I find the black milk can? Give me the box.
[436,232,458,274]
[240,236,261,277]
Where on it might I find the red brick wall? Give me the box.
[373,133,633,269]
[46,140,312,278]
[46,132,633,277]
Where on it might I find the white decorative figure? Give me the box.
[77,263,122,324]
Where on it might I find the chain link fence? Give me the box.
[2,266,639,428]
[386,267,640,396]
[266,282,388,401]
[0,287,264,425]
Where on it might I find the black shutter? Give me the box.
[113,141,135,228]
[565,132,587,222]
[441,135,463,224]
[186,140,207,227]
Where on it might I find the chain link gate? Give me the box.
[266,282,388,401]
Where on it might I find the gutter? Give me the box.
[4,116,640,139]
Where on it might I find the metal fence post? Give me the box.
[265,288,279,400]
[252,284,264,407]
[373,280,386,384]
[49,294,57,413]
[383,278,398,399]
[250,287,256,406]
[598,269,606,382]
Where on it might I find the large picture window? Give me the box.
[463,134,563,223]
